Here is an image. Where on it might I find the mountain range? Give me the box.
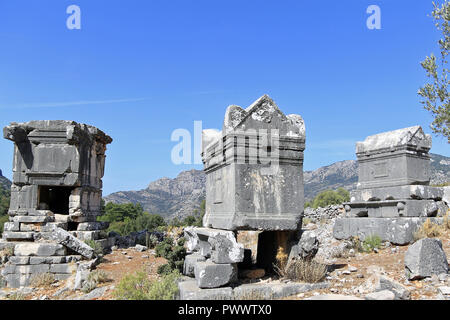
[0,169,11,190]
[103,153,450,219]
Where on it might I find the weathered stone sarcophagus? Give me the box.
[202,94,306,231]
[182,95,307,292]
[334,126,448,245]
[1,120,112,287]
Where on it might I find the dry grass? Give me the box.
[275,258,327,283]
[413,219,443,241]
[82,270,111,293]
[29,272,55,287]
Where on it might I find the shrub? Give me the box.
[30,272,55,287]
[276,258,327,283]
[7,292,26,300]
[98,202,167,236]
[146,233,159,249]
[113,270,152,300]
[84,240,104,256]
[310,188,350,209]
[113,270,180,300]
[147,270,180,300]
[81,269,111,293]
[361,234,382,253]
[0,215,9,237]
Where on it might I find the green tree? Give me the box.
[98,202,166,236]
[418,1,450,142]
[311,188,350,209]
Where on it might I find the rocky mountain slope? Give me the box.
[104,169,205,219]
[104,153,449,219]
[0,169,11,190]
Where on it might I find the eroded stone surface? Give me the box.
[202,95,305,231]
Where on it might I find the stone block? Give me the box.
[333,217,443,245]
[404,238,449,280]
[44,226,95,259]
[183,253,206,277]
[8,256,30,265]
[29,256,66,264]
[49,263,77,274]
[351,185,445,202]
[178,280,233,300]
[14,243,67,256]
[2,231,34,241]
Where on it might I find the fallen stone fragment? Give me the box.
[404,238,449,280]
[135,244,148,252]
[365,290,395,300]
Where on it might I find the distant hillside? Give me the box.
[0,169,11,190]
[104,153,450,219]
[104,169,205,219]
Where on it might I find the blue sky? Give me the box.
[0,0,448,195]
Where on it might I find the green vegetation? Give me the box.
[418,1,450,142]
[155,237,186,275]
[113,269,180,300]
[82,270,111,293]
[98,202,167,236]
[84,239,104,256]
[305,188,350,209]
[361,234,382,253]
[168,200,205,227]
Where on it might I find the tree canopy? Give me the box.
[418,1,450,142]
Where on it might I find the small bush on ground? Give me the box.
[275,258,327,283]
[82,270,111,293]
[84,240,104,256]
[361,234,382,253]
[147,270,180,300]
[113,270,180,300]
[30,272,55,287]
[7,292,26,300]
[308,188,350,209]
[155,237,186,275]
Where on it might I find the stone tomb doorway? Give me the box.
[38,185,73,215]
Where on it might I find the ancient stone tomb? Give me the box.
[334,126,448,245]
[1,120,112,287]
[183,95,307,290]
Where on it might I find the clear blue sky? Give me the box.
[0,0,448,195]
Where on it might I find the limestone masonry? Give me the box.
[182,95,307,293]
[1,120,112,287]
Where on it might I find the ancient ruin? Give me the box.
[333,126,448,245]
[182,95,307,293]
[1,120,112,287]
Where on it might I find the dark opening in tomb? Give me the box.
[38,186,74,215]
[255,231,295,274]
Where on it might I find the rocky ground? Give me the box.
[286,218,450,300]
[0,217,448,301]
